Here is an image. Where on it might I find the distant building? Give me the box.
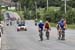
[0,0,15,7]
[0,0,20,10]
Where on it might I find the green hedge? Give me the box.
[0,16,4,21]
[36,6,75,24]
[16,6,75,24]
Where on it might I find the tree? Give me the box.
[0,5,3,21]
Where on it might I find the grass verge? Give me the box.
[50,23,75,29]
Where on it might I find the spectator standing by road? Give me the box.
[0,27,1,37]
[0,22,4,37]
[35,18,38,26]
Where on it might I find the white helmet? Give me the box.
[39,20,43,23]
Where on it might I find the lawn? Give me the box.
[68,24,75,29]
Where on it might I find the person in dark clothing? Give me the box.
[35,18,38,26]
[0,24,3,37]
[0,28,1,37]
[10,21,12,25]
[38,20,44,41]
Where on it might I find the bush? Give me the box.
[0,16,4,21]
[65,10,75,24]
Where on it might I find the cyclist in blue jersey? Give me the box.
[56,19,67,40]
[38,20,44,41]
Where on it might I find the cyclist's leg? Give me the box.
[58,31,61,40]
[46,29,49,40]
[61,30,65,40]
[58,29,62,40]
[39,30,43,41]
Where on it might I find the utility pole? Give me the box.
[65,0,67,14]
[62,0,69,14]
[47,0,48,11]
[35,1,37,19]
[24,6,26,19]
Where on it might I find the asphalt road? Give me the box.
[1,11,75,50]
[0,37,1,49]
[1,20,75,50]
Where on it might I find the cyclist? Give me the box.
[38,20,44,41]
[56,19,67,40]
[44,21,51,40]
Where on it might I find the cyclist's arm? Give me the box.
[64,24,67,29]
